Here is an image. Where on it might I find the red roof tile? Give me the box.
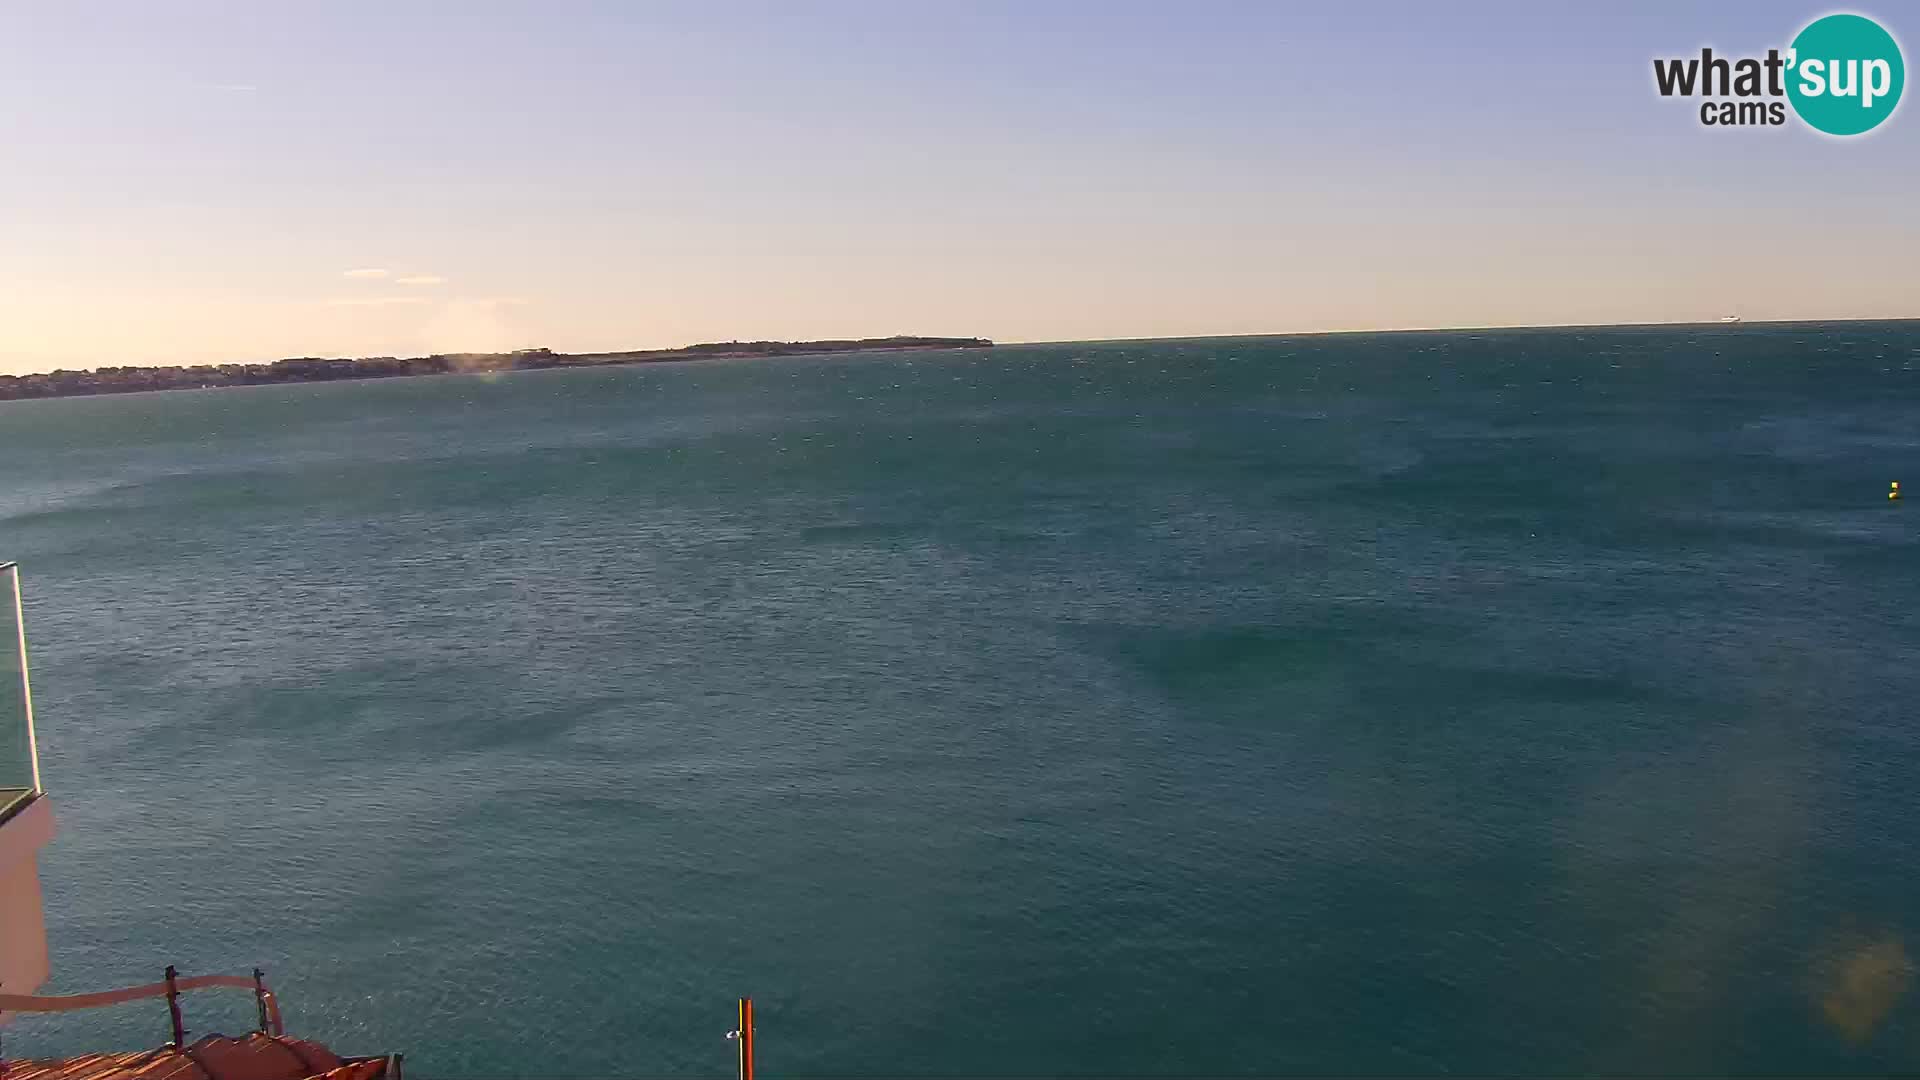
[6,1033,384,1080]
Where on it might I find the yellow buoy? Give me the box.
[1893,482,1902,501]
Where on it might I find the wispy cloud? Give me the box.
[343,268,390,279]
[394,275,447,287]
[323,296,431,308]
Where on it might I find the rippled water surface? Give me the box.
[3,326,1918,1075]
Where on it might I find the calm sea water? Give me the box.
[3,326,1919,1076]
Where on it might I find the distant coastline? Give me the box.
[0,336,994,401]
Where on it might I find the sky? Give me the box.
[0,0,1915,373]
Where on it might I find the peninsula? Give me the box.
[0,336,994,401]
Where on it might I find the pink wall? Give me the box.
[0,796,55,1017]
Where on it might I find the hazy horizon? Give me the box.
[4,1,1916,375]
[13,316,1920,380]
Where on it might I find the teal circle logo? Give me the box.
[1787,14,1905,135]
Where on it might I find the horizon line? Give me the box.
[5,315,1919,379]
[1007,314,1920,347]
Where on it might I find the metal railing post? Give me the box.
[252,969,270,1033]
[737,998,754,1080]
[164,966,185,1048]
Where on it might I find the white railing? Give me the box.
[0,562,40,798]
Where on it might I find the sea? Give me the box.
[1,324,1917,1076]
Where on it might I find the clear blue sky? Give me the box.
[0,1,1914,371]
